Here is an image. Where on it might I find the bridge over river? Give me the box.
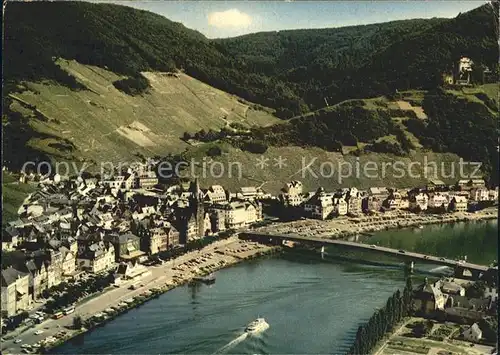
[241,232,497,281]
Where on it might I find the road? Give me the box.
[1,237,251,354]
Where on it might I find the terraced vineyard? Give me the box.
[6,59,279,166]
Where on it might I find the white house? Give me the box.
[489,187,498,202]
[205,185,227,204]
[26,204,44,217]
[281,181,304,207]
[462,323,482,342]
[470,187,489,202]
[77,242,116,274]
[457,57,473,85]
[450,196,468,212]
[1,268,31,317]
[334,197,348,216]
[484,285,498,301]
[347,189,363,215]
[410,193,428,211]
[428,193,449,209]
[304,188,335,220]
[212,201,263,230]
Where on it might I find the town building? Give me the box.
[409,193,429,211]
[304,188,335,220]
[77,241,116,274]
[205,185,227,204]
[462,323,482,342]
[384,191,402,210]
[209,209,226,233]
[1,267,31,317]
[436,279,465,296]
[469,187,490,202]
[346,188,363,216]
[334,197,348,216]
[399,197,410,210]
[444,295,492,322]
[484,285,498,301]
[2,226,20,251]
[60,246,77,278]
[146,225,180,255]
[113,261,151,282]
[412,278,445,315]
[104,233,144,262]
[238,186,267,200]
[428,193,449,210]
[211,200,263,230]
[364,187,390,212]
[21,259,48,301]
[489,187,498,202]
[449,196,468,212]
[458,179,486,191]
[137,171,158,189]
[178,179,207,243]
[456,57,473,85]
[281,181,304,207]
[426,179,446,191]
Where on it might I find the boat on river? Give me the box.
[193,273,215,284]
[245,318,269,334]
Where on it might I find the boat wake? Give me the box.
[212,333,248,354]
[429,265,451,273]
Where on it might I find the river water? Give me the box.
[53,220,496,354]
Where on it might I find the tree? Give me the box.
[478,316,498,343]
[73,315,83,330]
[465,280,486,298]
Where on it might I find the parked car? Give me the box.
[34,330,44,335]
[14,339,22,344]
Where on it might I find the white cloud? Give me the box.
[207,9,252,28]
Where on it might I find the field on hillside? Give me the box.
[7,59,280,165]
[2,172,35,222]
[178,143,479,194]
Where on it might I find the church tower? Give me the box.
[189,179,205,238]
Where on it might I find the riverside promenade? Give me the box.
[253,208,497,239]
[1,237,277,355]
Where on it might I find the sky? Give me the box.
[96,1,487,38]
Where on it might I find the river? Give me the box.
[363,219,498,265]
[53,220,496,354]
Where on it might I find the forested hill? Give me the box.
[348,3,499,98]
[214,18,446,111]
[4,1,498,118]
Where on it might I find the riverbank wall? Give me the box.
[255,208,497,241]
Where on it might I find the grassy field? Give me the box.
[7,59,280,165]
[446,83,499,112]
[2,172,35,223]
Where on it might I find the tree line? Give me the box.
[347,277,413,355]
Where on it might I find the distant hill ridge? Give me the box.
[5,1,498,117]
[2,1,498,186]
